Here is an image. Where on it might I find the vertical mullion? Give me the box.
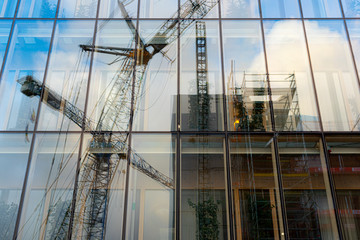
[259,0,289,239]
[12,0,60,238]
[217,0,234,239]
[176,1,180,240]
[121,0,141,239]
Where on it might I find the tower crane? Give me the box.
[17,0,218,239]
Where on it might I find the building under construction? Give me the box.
[0,0,360,240]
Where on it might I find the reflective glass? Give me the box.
[180,0,219,18]
[17,134,80,240]
[133,20,177,131]
[126,134,175,240]
[0,134,32,240]
[0,0,16,18]
[305,20,360,131]
[347,20,360,83]
[341,0,360,17]
[301,0,342,18]
[58,0,98,18]
[278,135,339,239]
[0,20,12,66]
[18,0,57,18]
[140,0,177,18]
[0,20,53,131]
[264,20,320,131]
[99,0,138,18]
[221,0,259,18]
[326,135,360,239]
[222,20,271,131]
[180,20,224,131]
[181,135,228,240]
[72,133,127,239]
[87,20,135,132]
[37,20,94,131]
[261,0,300,18]
[229,135,284,239]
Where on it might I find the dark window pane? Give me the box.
[230,135,284,239]
[278,135,339,238]
[181,135,228,240]
[326,135,360,239]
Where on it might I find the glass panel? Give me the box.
[181,135,228,240]
[87,20,136,132]
[0,134,32,240]
[222,20,271,131]
[261,0,300,18]
[58,0,98,18]
[341,0,360,17]
[36,21,93,131]
[0,20,12,66]
[221,0,260,18]
[99,0,138,18]
[347,20,360,82]
[180,20,224,131]
[301,0,342,18]
[17,134,80,240]
[264,20,320,131]
[72,133,127,239]
[0,0,17,18]
[278,135,339,239]
[37,20,94,131]
[305,20,360,131]
[140,0,177,18]
[126,134,175,240]
[180,0,219,18]
[133,20,177,131]
[0,20,53,131]
[326,135,360,239]
[18,0,57,18]
[229,135,284,239]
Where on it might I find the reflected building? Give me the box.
[0,0,359,240]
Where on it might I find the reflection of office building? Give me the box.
[0,1,360,240]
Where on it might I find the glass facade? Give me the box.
[0,0,359,239]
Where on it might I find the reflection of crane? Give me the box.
[18,0,219,239]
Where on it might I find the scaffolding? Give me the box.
[228,70,301,131]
